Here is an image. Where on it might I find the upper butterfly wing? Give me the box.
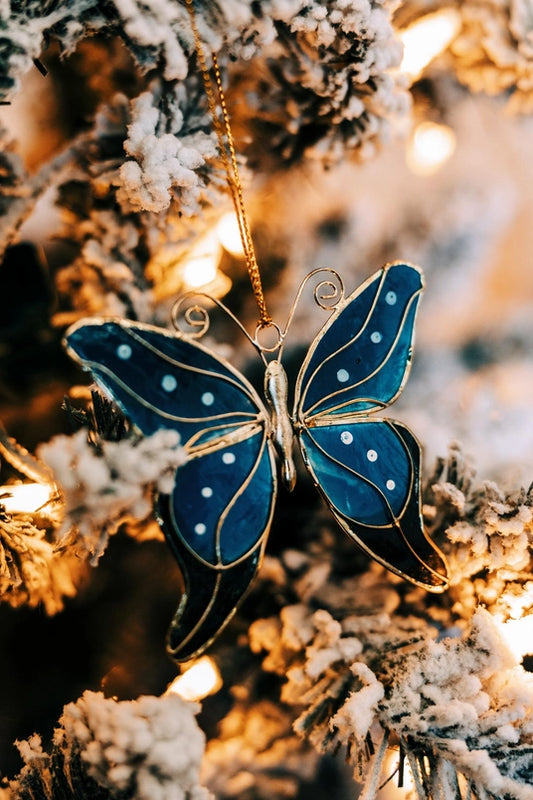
[297,263,424,419]
[294,263,448,590]
[65,319,277,660]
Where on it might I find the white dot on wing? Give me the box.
[161,374,177,391]
[117,344,132,359]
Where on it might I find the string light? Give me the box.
[398,9,462,83]
[406,121,456,176]
[0,482,55,514]
[165,656,223,702]
[381,750,416,798]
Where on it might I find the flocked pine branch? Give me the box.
[0,422,82,614]
[49,78,230,327]
[0,690,212,800]
[1,0,409,164]
[0,391,185,613]
[37,390,185,564]
[224,442,533,800]
[450,0,533,114]
[0,508,80,615]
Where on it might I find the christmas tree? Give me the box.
[1,2,533,798]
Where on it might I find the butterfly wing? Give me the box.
[65,319,276,660]
[295,263,448,590]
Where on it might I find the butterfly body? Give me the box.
[65,262,448,661]
[264,359,297,491]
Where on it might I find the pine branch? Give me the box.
[0,130,90,261]
[241,444,533,800]
[0,691,212,800]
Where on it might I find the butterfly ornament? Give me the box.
[65,262,448,662]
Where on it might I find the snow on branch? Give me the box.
[232,0,411,166]
[451,0,533,113]
[0,509,80,615]
[116,84,219,214]
[38,408,185,564]
[0,393,185,613]
[242,442,533,799]
[0,690,212,800]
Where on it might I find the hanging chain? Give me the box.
[184,0,272,327]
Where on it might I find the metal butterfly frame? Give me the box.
[65,262,449,662]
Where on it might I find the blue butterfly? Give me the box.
[65,262,448,662]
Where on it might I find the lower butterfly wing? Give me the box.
[298,418,448,590]
[157,426,277,661]
[64,318,276,660]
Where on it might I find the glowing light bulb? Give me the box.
[493,586,533,661]
[406,121,456,176]
[166,656,222,702]
[0,482,55,513]
[380,749,417,798]
[399,9,461,83]
[216,212,245,258]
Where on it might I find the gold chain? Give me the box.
[185,0,272,327]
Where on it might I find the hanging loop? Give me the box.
[185,0,272,327]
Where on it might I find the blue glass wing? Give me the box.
[64,317,277,661]
[157,427,276,661]
[165,427,275,569]
[298,419,448,590]
[295,263,424,421]
[65,319,262,448]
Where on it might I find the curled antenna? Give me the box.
[277,268,345,360]
[171,291,270,360]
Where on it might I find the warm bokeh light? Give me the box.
[0,482,55,514]
[146,228,232,300]
[181,230,222,289]
[406,121,456,176]
[399,9,462,83]
[166,656,223,702]
[216,211,245,258]
[182,253,219,288]
[380,749,416,799]
[496,613,533,661]
[494,586,533,661]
